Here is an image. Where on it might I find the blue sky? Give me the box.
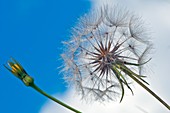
[0,0,90,113]
[1,0,170,113]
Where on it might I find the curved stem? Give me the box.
[118,64,170,110]
[30,83,82,113]
[128,73,170,110]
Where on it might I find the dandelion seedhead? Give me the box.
[62,5,153,102]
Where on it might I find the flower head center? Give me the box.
[11,64,21,73]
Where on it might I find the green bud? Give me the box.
[4,58,34,86]
[23,75,34,86]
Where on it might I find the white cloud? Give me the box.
[40,0,170,113]
[40,84,169,113]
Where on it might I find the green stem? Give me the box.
[30,83,82,113]
[112,66,125,102]
[128,73,170,110]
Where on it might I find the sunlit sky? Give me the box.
[1,0,170,113]
[0,0,90,113]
